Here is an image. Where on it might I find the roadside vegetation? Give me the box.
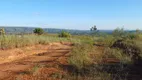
[64,28,142,80]
[0,35,70,49]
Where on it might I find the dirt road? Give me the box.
[0,42,72,80]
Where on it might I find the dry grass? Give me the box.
[0,34,73,49]
[1,33,142,80]
[68,43,94,70]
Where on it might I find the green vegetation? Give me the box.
[0,34,94,50]
[103,48,132,64]
[0,28,5,36]
[33,28,44,35]
[58,31,71,37]
[0,27,142,80]
[68,43,93,70]
[65,27,142,80]
[90,25,97,31]
[112,28,125,37]
[0,35,73,49]
[66,40,113,80]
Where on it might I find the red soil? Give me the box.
[0,42,73,80]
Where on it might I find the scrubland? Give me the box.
[0,29,142,80]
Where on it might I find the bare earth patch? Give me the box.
[0,42,73,80]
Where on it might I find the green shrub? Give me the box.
[58,31,71,38]
[112,28,126,38]
[33,28,44,35]
[0,28,5,36]
[103,48,132,64]
[134,40,142,57]
[127,33,137,39]
[95,35,116,47]
[68,43,93,70]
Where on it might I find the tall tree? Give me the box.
[90,25,97,31]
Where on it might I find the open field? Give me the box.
[0,30,141,80]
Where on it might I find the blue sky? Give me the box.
[0,0,142,30]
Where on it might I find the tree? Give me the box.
[136,29,141,34]
[90,25,98,36]
[90,25,97,31]
[33,28,44,35]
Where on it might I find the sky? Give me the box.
[0,0,142,30]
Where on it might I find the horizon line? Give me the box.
[0,26,140,31]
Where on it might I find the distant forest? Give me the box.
[0,27,136,35]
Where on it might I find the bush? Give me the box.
[58,31,71,38]
[112,28,126,38]
[127,33,139,39]
[95,35,116,47]
[68,43,93,70]
[103,48,132,64]
[0,28,5,36]
[33,28,44,35]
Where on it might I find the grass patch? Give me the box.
[103,48,132,64]
[0,34,96,50]
[0,34,76,49]
[68,43,93,70]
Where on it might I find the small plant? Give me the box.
[33,28,44,35]
[31,65,39,73]
[58,31,71,38]
[51,72,62,79]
